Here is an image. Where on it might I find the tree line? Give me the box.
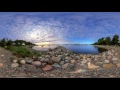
[0,38,35,47]
[93,34,119,45]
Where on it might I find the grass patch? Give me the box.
[7,46,41,58]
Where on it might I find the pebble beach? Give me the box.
[0,45,120,78]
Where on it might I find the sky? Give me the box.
[0,12,120,44]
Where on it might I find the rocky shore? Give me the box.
[0,45,120,78]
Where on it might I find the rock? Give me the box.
[40,58,45,62]
[26,59,33,64]
[65,57,69,60]
[68,69,87,74]
[70,59,76,64]
[32,61,41,66]
[116,63,120,67]
[20,60,26,65]
[45,55,50,58]
[0,63,4,67]
[81,60,87,64]
[87,62,99,69]
[87,58,91,61]
[47,60,54,65]
[51,63,61,68]
[11,63,19,68]
[104,60,110,64]
[43,58,50,62]
[1,54,4,57]
[41,63,47,67]
[102,53,106,59]
[65,59,70,63]
[42,65,53,71]
[107,55,112,60]
[60,61,64,65]
[13,60,18,63]
[62,63,69,69]
[112,57,118,61]
[67,64,75,70]
[76,56,80,59]
[103,63,114,69]
[115,53,118,56]
[51,56,61,63]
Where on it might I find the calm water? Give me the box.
[32,44,107,54]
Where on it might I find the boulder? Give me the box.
[42,65,53,71]
[51,63,61,68]
[32,61,41,66]
[11,63,19,68]
[87,62,100,69]
[20,60,26,65]
[51,56,61,63]
[103,63,114,69]
[62,63,69,69]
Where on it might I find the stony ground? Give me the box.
[0,45,120,78]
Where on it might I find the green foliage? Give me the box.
[111,34,119,45]
[93,34,119,45]
[105,37,111,45]
[0,38,7,47]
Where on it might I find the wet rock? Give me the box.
[51,63,61,68]
[11,63,19,68]
[87,62,99,69]
[62,63,69,69]
[103,63,114,69]
[32,61,41,66]
[42,65,53,71]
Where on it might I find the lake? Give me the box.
[32,44,107,54]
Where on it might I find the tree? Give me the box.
[105,37,111,45]
[7,40,13,46]
[111,35,119,45]
[0,38,7,47]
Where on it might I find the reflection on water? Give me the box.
[32,44,107,54]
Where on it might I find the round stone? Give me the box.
[13,60,18,63]
[42,65,53,71]
[26,59,33,64]
[104,60,110,64]
[32,61,41,66]
[11,63,19,68]
[60,61,65,65]
[0,63,4,67]
[20,60,26,65]
[62,63,69,69]
[103,63,114,69]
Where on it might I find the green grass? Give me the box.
[6,46,41,58]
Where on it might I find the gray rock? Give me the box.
[51,56,61,63]
[51,63,61,68]
[65,59,70,63]
[65,57,69,60]
[41,63,47,67]
[62,63,69,69]
[26,59,33,64]
[67,64,75,70]
[32,61,41,66]
[60,61,65,65]
[20,60,26,65]
[11,63,19,68]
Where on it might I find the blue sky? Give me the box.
[0,12,120,44]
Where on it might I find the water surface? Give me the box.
[32,44,107,54]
